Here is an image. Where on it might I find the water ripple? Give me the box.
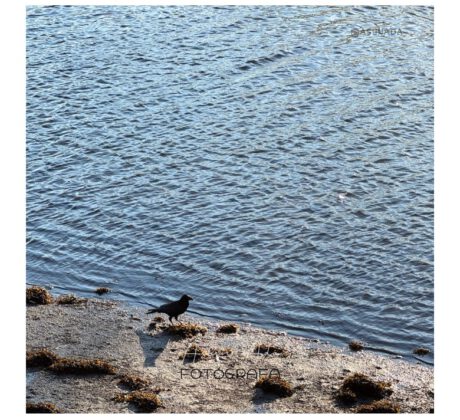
[27,5,433,361]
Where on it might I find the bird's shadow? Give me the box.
[135,328,177,368]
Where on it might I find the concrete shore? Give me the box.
[26,297,434,413]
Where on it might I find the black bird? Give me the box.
[146,294,193,324]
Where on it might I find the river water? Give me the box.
[27,5,434,362]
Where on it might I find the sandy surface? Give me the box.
[26,298,434,413]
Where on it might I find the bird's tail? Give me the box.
[146,308,158,314]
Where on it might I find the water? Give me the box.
[26,6,434,362]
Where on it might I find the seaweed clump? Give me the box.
[118,374,150,391]
[26,348,59,368]
[254,343,288,357]
[148,321,158,331]
[210,347,232,357]
[27,350,117,375]
[95,287,111,295]
[166,322,207,339]
[148,316,166,331]
[413,347,430,356]
[348,340,364,351]
[356,400,401,413]
[26,402,60,413]
[336,388,358,404]
[113,391,162,412]
[337,373,393,405]
[179,344,209,361]
[255,376,294,398]
[216,324,239,334]
[26,286,53,305]
[49,357,117,375]
[56,294,87,305]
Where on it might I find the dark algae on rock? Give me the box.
[56,294,87,305]
[26,286,53,305]
[113,391,162,412]
[49,357,117,375]
[355,399,401,413]
[166,322,207,338]
[27,346,116,375]
[348,340,365,351]
[179,344,209,361]
[117,374,150,391]
[255,377,294,398]
[26,402,61,413]
[413,347,430,356]
[216,323,239,334]
[254,343,288,357]
[27,348,59,368]
[95,287,111,295]
[336,373,393,406]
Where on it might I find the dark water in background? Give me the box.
[26,6,434,362]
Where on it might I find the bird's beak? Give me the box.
[189,296,193,300]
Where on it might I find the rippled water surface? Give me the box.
[27,6,434,361]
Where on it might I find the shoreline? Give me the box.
[25,283,433,366]
[26,295,434,413]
